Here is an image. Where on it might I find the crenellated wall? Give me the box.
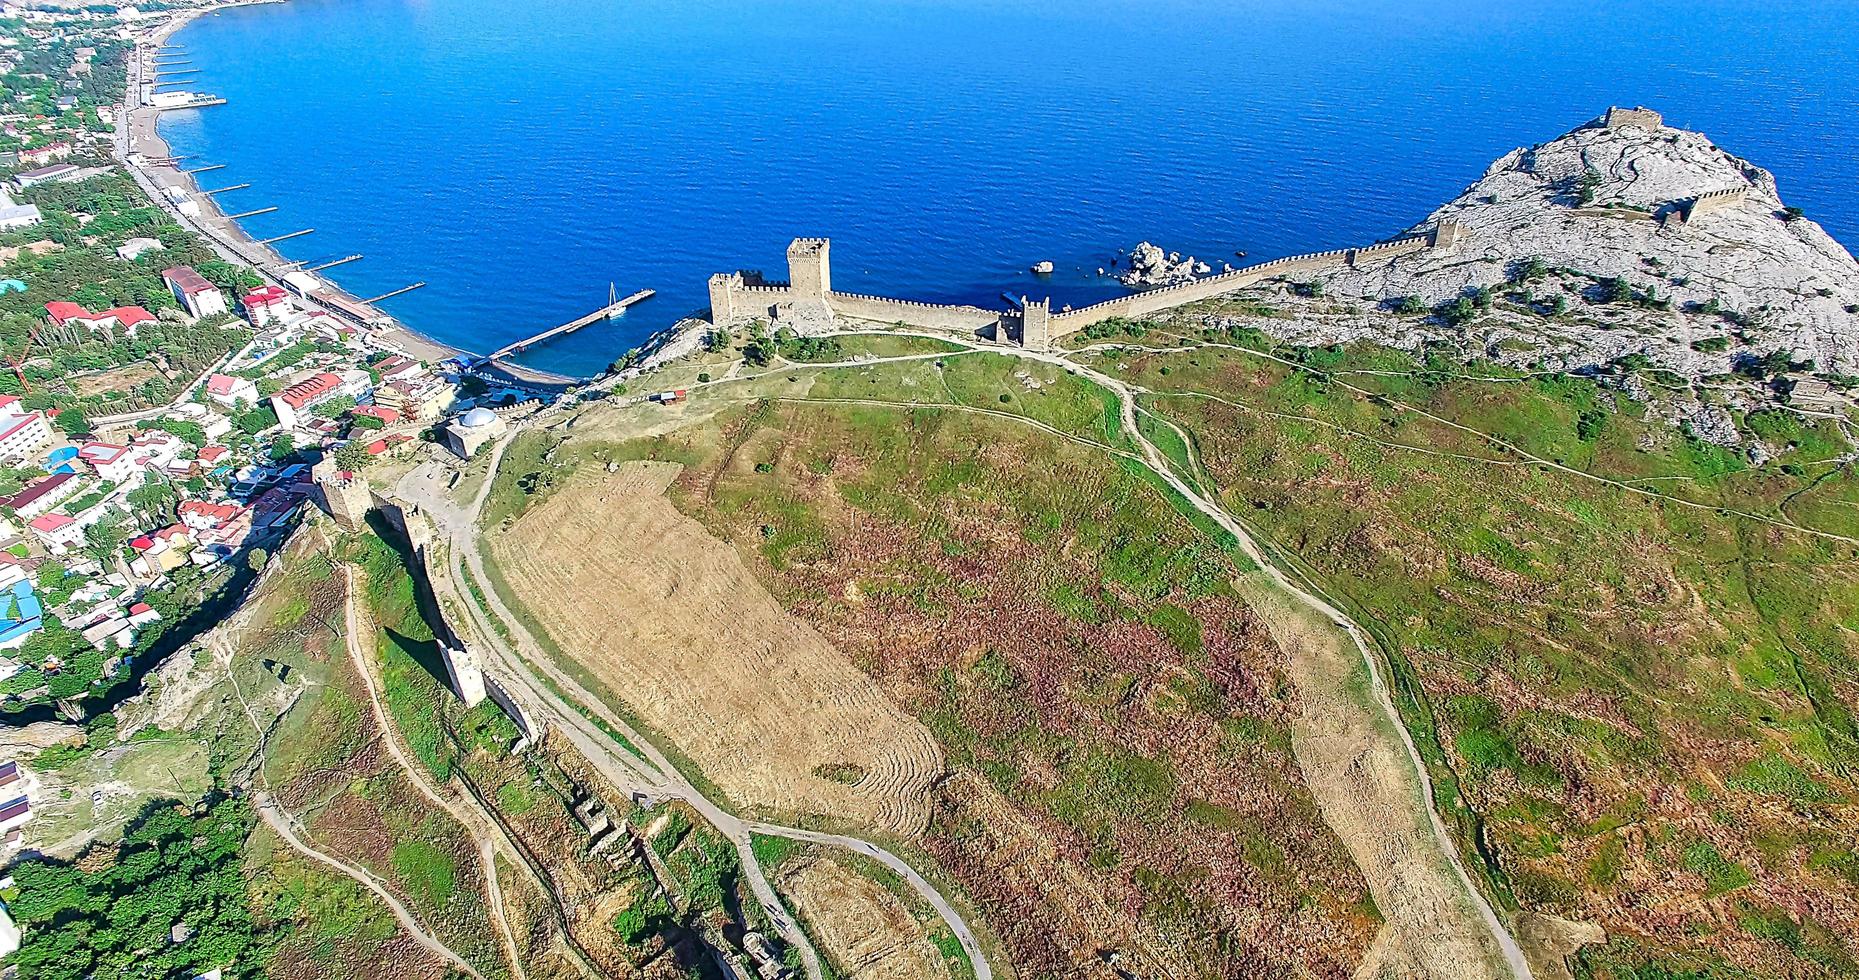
[708,225,1464,345]
[825,290,1000,332]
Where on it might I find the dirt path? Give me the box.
[786,328,1531,979]
[256,794,488,980]
[339,565,532,980]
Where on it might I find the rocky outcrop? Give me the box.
[1314,111,1859,374]
[1119,242,1201,289]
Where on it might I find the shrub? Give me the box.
[1392,295,1425,315]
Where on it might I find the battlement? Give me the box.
[1664,186,1750,227]
[786,237,832,301]
[1603,106,1663,131]
[787,237,830,253]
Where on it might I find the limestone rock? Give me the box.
[1119,241,1200,289]
[1318,110,1859,374]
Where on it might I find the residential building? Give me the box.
[0,581,42,649]
[179,500,244,533]
[373,354,425,383]
[130,524,191,577]
[17,141,68,166]
[78,441,138,483]
[44,302,157,338]
[372,374,456,422]
[162,266,227,319]
[351,405,400,427]
[0,795,28,835]
[241,285,290,326]
[0,189,40,231]
[115,236,162,261]
[2,473,82,521]
[270,370,367,429]
[0,410,51,464]
[13,163,77,188]
[26,513,81,555]
[203,373,258,410]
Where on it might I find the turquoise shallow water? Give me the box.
[160,0,1859,377]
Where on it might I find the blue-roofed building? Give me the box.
[0,580,43,650]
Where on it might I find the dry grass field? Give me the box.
[780,857,949,980]
[489,460,944,836]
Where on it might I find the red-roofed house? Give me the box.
[352,405,400,426]
[197,445,231,467]
[203,373,258,409]
[178,499,244,532]
[129,523,192,577]
[242,285,291,326]
[162,266,227,319]
[27,513,81,554]
[44,302,156,338]
[127,602,162,627]
[373,355,425,383]
[270,371,367,428]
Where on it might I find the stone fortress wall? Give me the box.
[709,222,1463,351]
[695,107,1758,351]
[704,108,1727,351]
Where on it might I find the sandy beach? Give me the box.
[115,1,577,385]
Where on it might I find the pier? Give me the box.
[153,69,199,78]
[256,228,314,245]
[308,254,363,272]
[363,283,426,304]
[486,287,654,361]
[226,206,278,220]
[199,183,249,196]
[182,163,225,175]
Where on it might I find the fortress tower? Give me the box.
[1020,297,1051,352]
[1432,219,1467,249]
[786,238,832,304]
[707,272,742,324]
[440,643,488,707]
[1603,106,1663,132]
[312,458,373,532]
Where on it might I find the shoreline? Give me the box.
[115,1,581,386]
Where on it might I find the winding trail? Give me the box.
[256,794,489,980]
[338,564,533,980]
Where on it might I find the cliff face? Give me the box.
[1320,112,1859,374]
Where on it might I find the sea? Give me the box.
[158,0,1859,378]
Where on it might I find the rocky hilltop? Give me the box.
[1316,108,1859,376]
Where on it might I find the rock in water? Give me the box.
[1119,241,1200,288]
[1030,260,1055,274]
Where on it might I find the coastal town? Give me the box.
[0,0,591,877]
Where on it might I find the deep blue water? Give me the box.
[159,0,1859,377]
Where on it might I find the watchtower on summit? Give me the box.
[1603,106,1663,131]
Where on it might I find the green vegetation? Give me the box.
[8,798,269,980]
[355,529,458,782]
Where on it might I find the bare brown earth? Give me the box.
[781,857,948,980]
[489,460,944,837]
[1239,580,1511,980]
[619,401,1378,979]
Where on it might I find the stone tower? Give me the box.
[1432,219,1466,249]
[312,458,373,533]
[1020,297,1051,352]
[786,238,832,304]
[707,271,741,325]
[440,643,488,707]
[1603,106,1662,131]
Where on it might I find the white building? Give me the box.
[242,285,291,326]
[203,373,258,410]
[0,189,40,231]
[162,266,227,319]
[115,236,162,261]
[0,411,51,465]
